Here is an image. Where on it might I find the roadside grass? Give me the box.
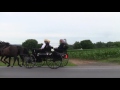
[67,61,76,66]
[0,58,76,66]
[69,57,120,65]
[1,57,120,67]
[0,58,23,66]
[100,57,120,64]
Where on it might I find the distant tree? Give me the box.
[22,39,38,50]
[113,41,120,47]
[95,41,106,48]
[68,44,74,49]
[106,41,114,48]
[37,43,43,48]
[80,40,94,49]
[73,41,81,49]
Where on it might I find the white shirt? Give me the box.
[40,43,52,49]
[40,44,45,49]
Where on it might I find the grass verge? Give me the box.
[0,59,76,66]
[100,57,120,64]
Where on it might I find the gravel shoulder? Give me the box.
[69,59,120,66]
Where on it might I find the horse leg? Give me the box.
[20,55,24,66]
[17,57,22,67]
[0,56,5,63]
[7,57,11,67]
[12,57,17,67]
[3,56,9,64]
[0,56,3,61]
[0,56,6,64]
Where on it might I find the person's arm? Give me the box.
[58,44,63,49]
[49,44,53,49]
[40,44,45,49]
[63,44,68,49]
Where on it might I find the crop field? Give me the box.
[67,48,120,61]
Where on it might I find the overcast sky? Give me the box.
[0,12,120,47]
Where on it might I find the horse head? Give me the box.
[0,41,10,49]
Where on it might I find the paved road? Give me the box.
[1,65,120,78]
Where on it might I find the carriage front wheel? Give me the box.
[24,55,36,68]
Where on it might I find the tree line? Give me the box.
[70,40,120,49]
[21,39,120,50]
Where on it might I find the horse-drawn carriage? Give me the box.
[24,48,69,69]
[0,40,69,69]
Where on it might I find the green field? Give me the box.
[67,48,120,64]
[68,48,120,60]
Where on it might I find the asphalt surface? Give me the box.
[1,65,120,78]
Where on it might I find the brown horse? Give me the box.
[0,42,30,67]
[0,43,21,67]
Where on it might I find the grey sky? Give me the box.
[0,12,120,47]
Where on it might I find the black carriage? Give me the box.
[24,48,69,69]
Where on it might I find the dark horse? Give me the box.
[0,41,30,67]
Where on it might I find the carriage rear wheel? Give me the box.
[60,54,69,67]
[46,55,62,69]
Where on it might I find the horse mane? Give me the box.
[5,42,10,46]
[0,41,10,47]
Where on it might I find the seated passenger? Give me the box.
[54,39,68,53]
[40,39,53,53]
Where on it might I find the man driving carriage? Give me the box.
[39,39,53,52]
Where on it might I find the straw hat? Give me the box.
[44,39,50,43]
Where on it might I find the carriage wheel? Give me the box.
[46,55,62,69]
[25,59,34,68]
[60,54,69,67]
[24,55,36,68]
[35,59,45,67]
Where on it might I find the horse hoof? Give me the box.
[11,66,13,67]
[7,65,10,67]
